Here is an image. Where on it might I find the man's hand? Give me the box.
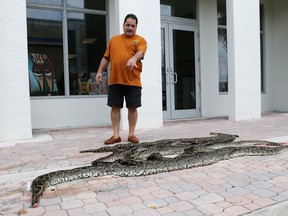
[126,57,138,71]
[96,73,102,84]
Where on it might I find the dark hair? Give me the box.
[124,14,138,25]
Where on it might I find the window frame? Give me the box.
[260,3,265,93]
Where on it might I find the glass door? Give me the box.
[162,23,200,120]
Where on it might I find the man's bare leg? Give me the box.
[128,107,139,143]
[128,107,137,136]
[111,106,121,138]
[104,106,121,144]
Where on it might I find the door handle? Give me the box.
[173,72,178,84]
[166,68,177,84]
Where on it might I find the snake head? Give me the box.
[31,176,47,208]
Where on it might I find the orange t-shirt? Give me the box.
[104,34,147,87]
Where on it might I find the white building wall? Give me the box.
[30,0,163,130]
[227,0,261,121]
[271,0,288,111]
[199,0,230,117]
[0,0,32,141]
[31,98,110,128]
[1,0,286,137]
[260,0,274,112]
[199,0,287,117]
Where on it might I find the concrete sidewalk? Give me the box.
[1,112,288,216]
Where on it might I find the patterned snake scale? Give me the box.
[30,133,288,208]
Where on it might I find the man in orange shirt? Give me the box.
[96,14,147,145]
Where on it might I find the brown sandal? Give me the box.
[128,135,139,143]
[104,136,121,145]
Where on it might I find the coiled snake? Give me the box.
[30,133,288,208]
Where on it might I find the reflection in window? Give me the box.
[173,30,196,110]
[160,0,196,19]
[26,0,107,97]
[67,0,106,10]
[161,28,167,111]
[217,0,228,93]
[68,13,107,95]
[218,29,228,93]
[160,4,172,16]
[27,8,64,96]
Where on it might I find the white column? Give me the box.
[227,0,261,121]
[0,0,32,142]
[111,0,163,131]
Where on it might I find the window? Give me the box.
[27,8,64,96]
[26,0,107,97]
[160,0,197,19]
[67,0,105,10]
[217,0,228,93]
[67,12,107,95]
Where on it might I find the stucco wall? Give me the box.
[0,0,32,141]
[30,98,110,129]
[2,0,286,134]
[271,0,288,111]
[261,0,288,112]
[200,0,274,119]
[199,0,230,117]
[260,0,274,112]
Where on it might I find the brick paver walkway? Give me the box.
[1,112,288,216]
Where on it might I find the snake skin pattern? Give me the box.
[30,133,287,208]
